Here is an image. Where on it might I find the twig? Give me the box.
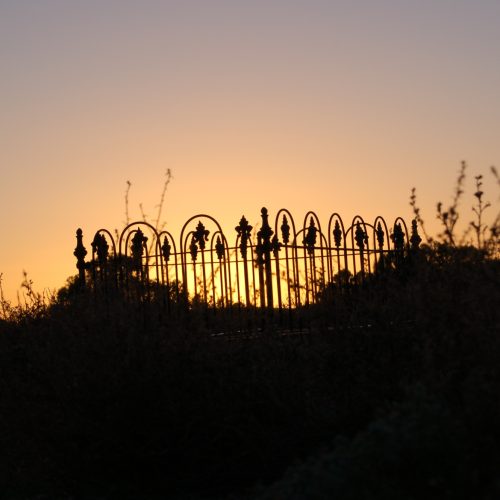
[139,203,147,222]
[436,161,466,246]
[470,175,491,248]
[154,169,172,232]
[124,180,131,226]
[409,187,432,243]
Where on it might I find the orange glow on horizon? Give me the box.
[1,2,499,304]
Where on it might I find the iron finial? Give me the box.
[333,220,342,248]
[410,219,422,250]
[281,215,290,244]
[391,223,405,251]
[235,215,253,259]
[303,217,317,255]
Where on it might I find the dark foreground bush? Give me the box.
[254,385,500,500]
[0,248,499,499]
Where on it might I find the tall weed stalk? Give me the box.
[411,161,499,254]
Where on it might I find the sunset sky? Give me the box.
[1,0,499,301]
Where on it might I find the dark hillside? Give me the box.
[0,246,499,499]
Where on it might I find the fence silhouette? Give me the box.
[74,207,421,331]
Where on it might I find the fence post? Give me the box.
[236,216,253,308]
[74,228,88,288]
[258,207,274,310]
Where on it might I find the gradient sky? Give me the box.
[1,0,499,302]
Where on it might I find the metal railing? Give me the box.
[74,207,421,329]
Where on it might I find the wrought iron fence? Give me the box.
[74,207,421,330]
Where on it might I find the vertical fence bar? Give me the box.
[259,208,274,310]
[74,228,87,288]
